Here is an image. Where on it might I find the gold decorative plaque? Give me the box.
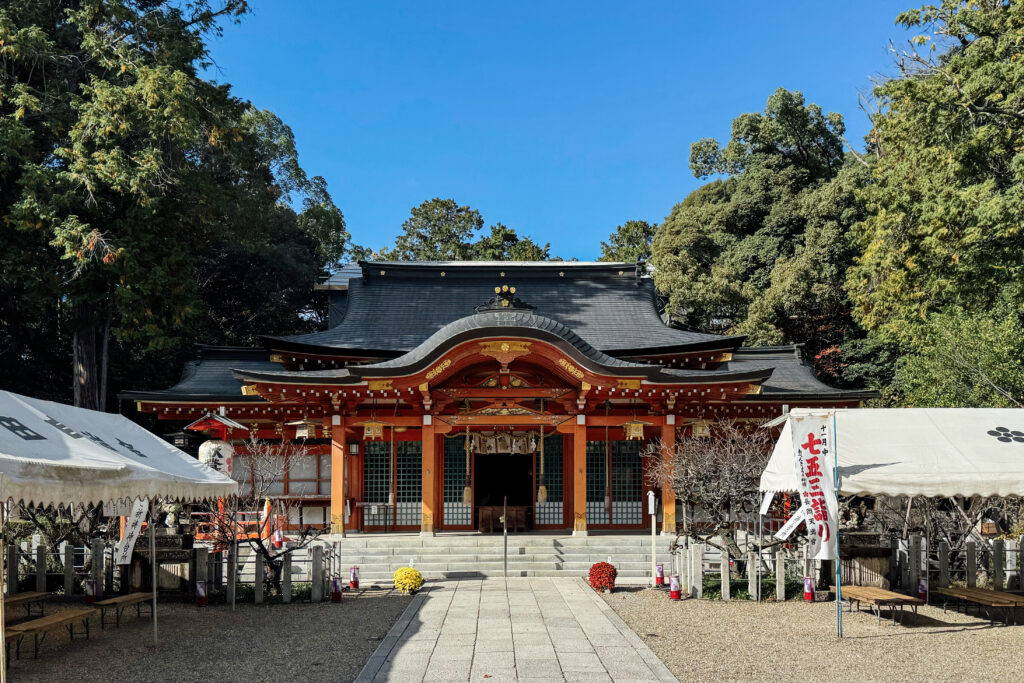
[557,358,584,380]
[479,340,531,366]
[425,359,452,380]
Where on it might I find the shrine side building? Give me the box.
[120,261,873,535]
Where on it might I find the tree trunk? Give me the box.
[72,304,110,410]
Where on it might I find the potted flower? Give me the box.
[588,561,617,593]
[393,566,423,594]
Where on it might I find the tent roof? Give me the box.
[760,408,1024,498]
[0,391,237,507]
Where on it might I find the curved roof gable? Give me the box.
[233,310,773,387]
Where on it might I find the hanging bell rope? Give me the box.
[537,424,547,503]
[604,401,612,518]
[537,398,547,503]
[462,424,472,504]
[387,425,396,508]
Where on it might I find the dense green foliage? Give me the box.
[647,2,1024,405]
[598,220,655,262]
[378,197,552,261]
[844,0,1024,405]
[650,89,866,372]
[0,1,354,406]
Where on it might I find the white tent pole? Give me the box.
[1,502,7,683]
[150,504,158,647]
[833,412,843,639]
[757,492,763,603]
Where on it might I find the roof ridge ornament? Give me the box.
[475,285,535,313]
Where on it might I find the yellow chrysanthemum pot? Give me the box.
[393,566,423,594]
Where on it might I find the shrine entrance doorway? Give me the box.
[474,451,533,508]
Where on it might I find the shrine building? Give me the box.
[119,261,873,535]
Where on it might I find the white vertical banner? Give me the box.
[114,498,149,565]
[790,412,839,560]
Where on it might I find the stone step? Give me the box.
[335,535,671,548]
[555,545,672,555]
[353,570,658,582]
[338,545,559,556]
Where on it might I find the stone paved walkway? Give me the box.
[355,578,677,682]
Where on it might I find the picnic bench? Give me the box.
[833,585,925,624]
[935,587,1024,626]
[94,592,152,629]
[4,607,98,662]
[4,592,49,620]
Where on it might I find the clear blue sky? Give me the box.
[205,2,915,260]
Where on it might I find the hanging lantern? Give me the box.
[290,417,317,440]
[198,439,234,477]
[623,420,647,441]
[363,420,385,440]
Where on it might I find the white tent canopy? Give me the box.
[0,390,237,507]
[760,408,1024,498]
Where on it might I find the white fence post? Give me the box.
[91,539,104,597]
[311,546,324,602]
[689,543,703,598]
[195,547,208,598]
[64,544,75,595]
[226,546,236,605]
[35,545,46,593]
[909,534,922,593]
[966,542,977,588]
[254,552,265,604]
[746,551,757,601]
[992,539,1005,590]
[938,541,950,588]
[6,545,17,595]
[282,553,292,603]
[719,536,730,601]
[776,550,785,601]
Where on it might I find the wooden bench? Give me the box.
[4,592,49,620]
[833,585,925,625]
[94,592,152,629]
[935,587,1024,626]
[4,607,98,662]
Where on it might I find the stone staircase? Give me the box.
[328,533,676,585]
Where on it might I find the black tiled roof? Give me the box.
[266,261,741,355]
[728,347,877,399]
[119,346,275,401]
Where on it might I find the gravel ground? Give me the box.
[9,592,411,683]
[604,588,1024,682]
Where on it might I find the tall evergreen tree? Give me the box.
[379,198,552,261]
[0,1,353,407]
[651,89,864,364]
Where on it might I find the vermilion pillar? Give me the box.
[327,416,346,535]
[661,418,676,534]
[421,416,436,535]
[573,416,587,535]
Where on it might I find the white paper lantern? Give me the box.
[198,439,234,477]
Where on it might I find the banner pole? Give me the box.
[833,412,843,639]
[150,502,158,647]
